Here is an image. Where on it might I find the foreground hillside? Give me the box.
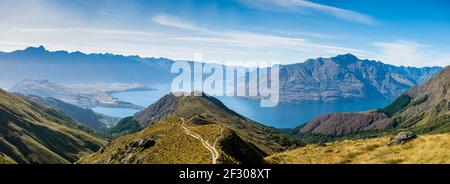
[79,93,300,164]
[0,89,106,164]
[79,117,267,164]
[266,133,450,164]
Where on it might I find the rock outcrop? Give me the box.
[387,131,417,146]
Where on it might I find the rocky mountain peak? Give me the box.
[332,53,359,62]
[23,45,48,54]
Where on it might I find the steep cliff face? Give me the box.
[278,54,441,103]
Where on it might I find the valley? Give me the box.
[0,89,106,164]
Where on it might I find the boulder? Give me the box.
[129,138,144,148]
[128,138,155,149]
[141,138,156,149]
[387,131,417,146]
[98,146,104,153]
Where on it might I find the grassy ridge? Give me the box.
[0,89,106,164]
[79,117,266,164]
[0,152,16,164]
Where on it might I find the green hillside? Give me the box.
[0,89,107,164]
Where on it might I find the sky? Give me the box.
[0,0,449,67]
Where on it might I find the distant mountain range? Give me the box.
[0,46,174,86]
[276,54,442,103]
[0,46,443,104]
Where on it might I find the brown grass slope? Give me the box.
[79,117,266,164]
[266,133,450,164]
[80,93,290,164]
[299,111,392,136]
[134,93,286,154]
[0,89,106,164]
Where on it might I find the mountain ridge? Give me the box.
[0,89,106,164]
[79,92,303,164]
[23,94,120,132]
[0,46,442,103]
[277,53,442,103]
[297,66,450,139]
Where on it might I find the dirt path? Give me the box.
[179,118,223,164]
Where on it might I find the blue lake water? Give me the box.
[215,96,392,128]
[92,85,393,128]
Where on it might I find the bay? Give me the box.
[91,87,393,128]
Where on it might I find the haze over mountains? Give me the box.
[0,46,174,87]
[0,46,443,104]
[10,79,143,109]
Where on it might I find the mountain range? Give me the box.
[0,46,442,104]
[1,65,449,164]
[267,66,450,164]
[1,46,449,164]
[0,46,174,87]
[297,66,450,140]
[276,54,442,103]
[81,66,450,164]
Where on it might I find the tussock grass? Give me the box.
[266,133,450,164]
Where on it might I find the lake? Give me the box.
[92,86,393,128]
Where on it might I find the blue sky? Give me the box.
[0,0,449,67]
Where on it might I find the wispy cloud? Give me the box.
[1,12,373,66]
[152,14,203,31]
[373,41,450,67]
[151,14,369,60]
[10,28,158,37]
[237,0,377,25]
